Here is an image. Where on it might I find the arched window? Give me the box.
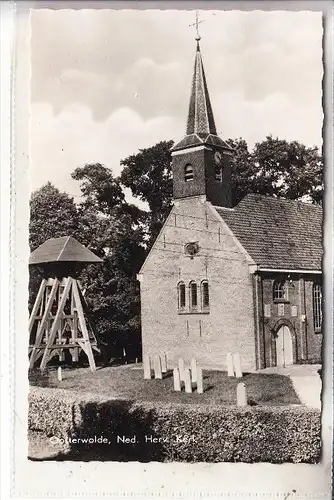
[201,280,210,308]
[313,284,322,330]
[215,166,223,182]
[273,280,288,300]
[178,281,186,310]
[189,281,198,309]
[184,164,194,182]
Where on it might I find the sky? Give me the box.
[30,9,323,200]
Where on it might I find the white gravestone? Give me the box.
[161,353,167,373]
[184,368,192,393]
[57,366,62,382]
[173,368,181,391]
[178,358,185,381]
[143,355,151,379]
[153,355,162,379]
[237,382,247,407]
[233,352,243,378]
[197,367,203,394]
[226,352,234,377]
[191,358,197,383]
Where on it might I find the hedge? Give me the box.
[28,386,321,463]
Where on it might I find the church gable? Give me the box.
[139,197,254,278]
[138,196,257,370]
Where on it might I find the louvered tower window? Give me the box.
[184,164,194,182]
[215,166,223,182]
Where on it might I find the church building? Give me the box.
[137,37,323,371]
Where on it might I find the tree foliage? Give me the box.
[29,182,80,251]
[228,136,323,204]
[120,140,174,244]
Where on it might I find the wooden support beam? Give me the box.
[29,278,60,368]
[39,278,72,371]
[29,279,47,333]
[29,342,98,349]
[72,280,96,372]
[77,284,100,344]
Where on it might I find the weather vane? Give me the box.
[189,10,205,41]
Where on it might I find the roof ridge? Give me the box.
[239,193,322,210]
[57,235,71,262]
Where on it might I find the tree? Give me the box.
[226,138,256,204]
[120,140,174,244]
[72,163,147,359]
[246,136,323,203]
[29,182,80,251]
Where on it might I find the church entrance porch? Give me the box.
[275,325,293,367]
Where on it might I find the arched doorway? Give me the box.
[276,325,293,367]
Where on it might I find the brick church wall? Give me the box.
[139,197,257,371]
[256,273,322,368]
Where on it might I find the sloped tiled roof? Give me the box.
[29,236,102,265]
[216,194,323,270]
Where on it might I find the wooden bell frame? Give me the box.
[29,276,101,372]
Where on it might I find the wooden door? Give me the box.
[276,325,293,367]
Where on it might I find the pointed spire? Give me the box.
[186,41,217,136]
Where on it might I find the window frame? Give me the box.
[201,280,210,309]
[177,281,186,310]
[313,283,322,331]
[273,280,289,302]
[189,280,198,309]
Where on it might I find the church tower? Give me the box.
[171,38,234,207]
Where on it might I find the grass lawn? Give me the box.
[29,364,300,406]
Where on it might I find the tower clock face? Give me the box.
[214,151,222,165]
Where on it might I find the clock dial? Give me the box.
[214,151,222,165]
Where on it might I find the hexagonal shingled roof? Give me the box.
[29,236,103,265]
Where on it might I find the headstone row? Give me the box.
[143,354,246,403]
[174,358,203,394]
[143,354,167,380]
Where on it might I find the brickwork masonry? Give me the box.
[139,198,257,372]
